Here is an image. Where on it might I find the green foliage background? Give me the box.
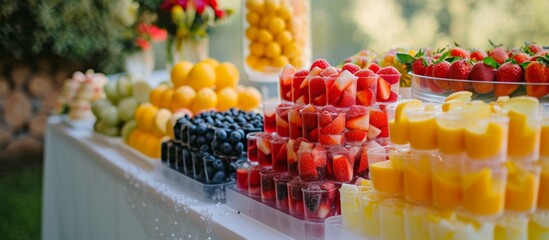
[0,0,162,74]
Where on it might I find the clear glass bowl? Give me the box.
[410,73,549,104]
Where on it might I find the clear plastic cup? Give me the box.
[376,73,401,103]
[256,132,274,167]
[540,112,549,158]
[302,181,338,221]
[403,152,437,205]
[263,102,278,134]
[275,103,293,137]
[539,158,549,210]
[461,161,507,217]
[288,105,304,139]
[270,136,289,172]
[494,214,528,240]
[297,145,326,182]
[318,107,346,146]
[287,177,307,216]
[339,183,359,231]
[344,105,370,145]
[246,132,260,162]
[236,160,251,191]
[386,103,411,148]
[404,204,435,240]
[356,74,378,107]
[260,169,277,203]
[380,198,405,240]
[358,191,383,237]
[286,139,299,176]
[279,73,293,103]
[367,146,407,196]
[248,164,266,197]
[464,115,509,162]
[508,111,542,162]
[326,71,357,108]
[406,107,439,151]
[505,161,541,213]
[327,146,353,183]
[348,143,369,179]
[529,211,549,239]
[309,76,327,106]
[428,212,495,240]
[436,113,465,155]
[274,173,294,210]
[300,106,319,143]
[431,154,463,210]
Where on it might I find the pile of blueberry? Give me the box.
[163,108,263,185]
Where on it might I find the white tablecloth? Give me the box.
[41,117,293,240]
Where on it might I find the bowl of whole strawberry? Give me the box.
[398,42,549,103]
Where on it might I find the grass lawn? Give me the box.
[0,158,42,240]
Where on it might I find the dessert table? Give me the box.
[41,116,294,240]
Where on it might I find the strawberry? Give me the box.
[369,110,388,128]
[376,78,391,100]
[470,62,495,94]
[355,69,377,88]
[448,60,473,91]
[312,145,327,167]
[345,130,368,143]
[431,61,451,90]
[320,66,338,77]
[319,134,343,145]
[379,127,389,138]
[510,51,530,64]
[376,91,397,102]
[425,63,435,76]
[332,155,353,182]
[342,63,361,74]
[377,66,401,84]
[489,47,508,64]
[450,46,470,59]
[411,57,431,75]
[526,42,543,54]
[470,49,487,62]
[310,59,330,71]
[295,69,309,78]
[494,62,523,97]
[524,61,549,98]
[355,148,369,174]
[320,114,345,134]
[337,91,356,107]
[346,114,369,130]
[299,152,318,179]
[367,125,382,139]
[367,63,381,73]
[356,89,374,106]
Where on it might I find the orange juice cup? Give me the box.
[538,158,549,210]
[461,161,507,217]
[406,107,439,151]
[505,161,541,213]
[507,112,542,162]
[432,154,463,210]
[540,112,549,159]
[386,104,410,148]
[380,198,405,240]
[494,214,528,240]
[436,113,465,155]
[404,204,435,240]
[403,152,437,205]
[529,210,549,239]
[464,115,509,162]
[367,146,407,197]
[358,191,383,237]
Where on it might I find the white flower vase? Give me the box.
[125,48,154,81]
[171,36,209,64]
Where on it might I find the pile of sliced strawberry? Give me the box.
[345,105,369,144]
[368,107,389,140]
[300,105,319,142]
[274,103,292,137]
[288,105,303,139]
[318,106,346,146]
[298,142,326,182]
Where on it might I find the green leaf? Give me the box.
[439,51,450,61]
[396,53,414,64]
[483,57,500,68]
[520,61,531,69]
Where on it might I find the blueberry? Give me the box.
[225,117,234,123]
[234,142,244,153]
[214,129,227,141]
[304,193,321,213]
[229,172,236,180]
[215,113,223,120]
[211,140,219,151]
[229,161,238,171]
[229,124,239,130]
[196,136,206,146]
[243,123,255,130]
[197,124,208,134]
[189,125,197,134]
[205,132,214,142]
[200,145,210,153]
[212,171,226,183]
[189,135,197,144]
[205,116,214,124]
[229,131,242,143]
[277,182,288,201]
[221,142,232,155]
[235,116,246,124]
[214,119,223,127]
[212,159,224,170]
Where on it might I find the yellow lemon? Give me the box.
[282,42,299,58]
[276,2,292,20]
[172,86,196,110]
[272,55,289,68]
[134,103,154,124]
[199,58,220,68]
[250,42,265,57]
[445,91,472,103]
[245,27,260,41]
[264,0,280,12]
[265,42,281,58]
[260,14,275,28]
[268,17,286,34]
[246,12,260,26]
[191,88,218,113]
[246,0,264,13]
[186,62,216,91]
[141,107,158,132]
[246,55,259,69]
[275,31,293,46]
[170,61,193,88]
[149,85,168,107]
[215,62,240,89]
[216,87,239,111]
[238,87,262,111]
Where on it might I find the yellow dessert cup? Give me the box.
[407,107,439,151]
[428,213,495,240]
[538,159,549,210]
[437,114,465,155]
[494,214,528,240]
[464,115,509,162]
[403,152,436,205]
[358,191,383,237]
[404,204,435,240]
[380,198,405,240]
[368,146,407,196]
[505,161,541,213]
[339,184,360,231]
[462,161,507,217]
[432,154,463,210]
[507,110,541,161]
[529,211,549,240]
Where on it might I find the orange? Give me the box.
[159,89,175,110]
[237,87,262,111]
[191,88,218,113]
[186,63,216,91]
[172,86,196,110]
[216,87,239,111]
[149,85,168,107]
[215,62,240,89]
